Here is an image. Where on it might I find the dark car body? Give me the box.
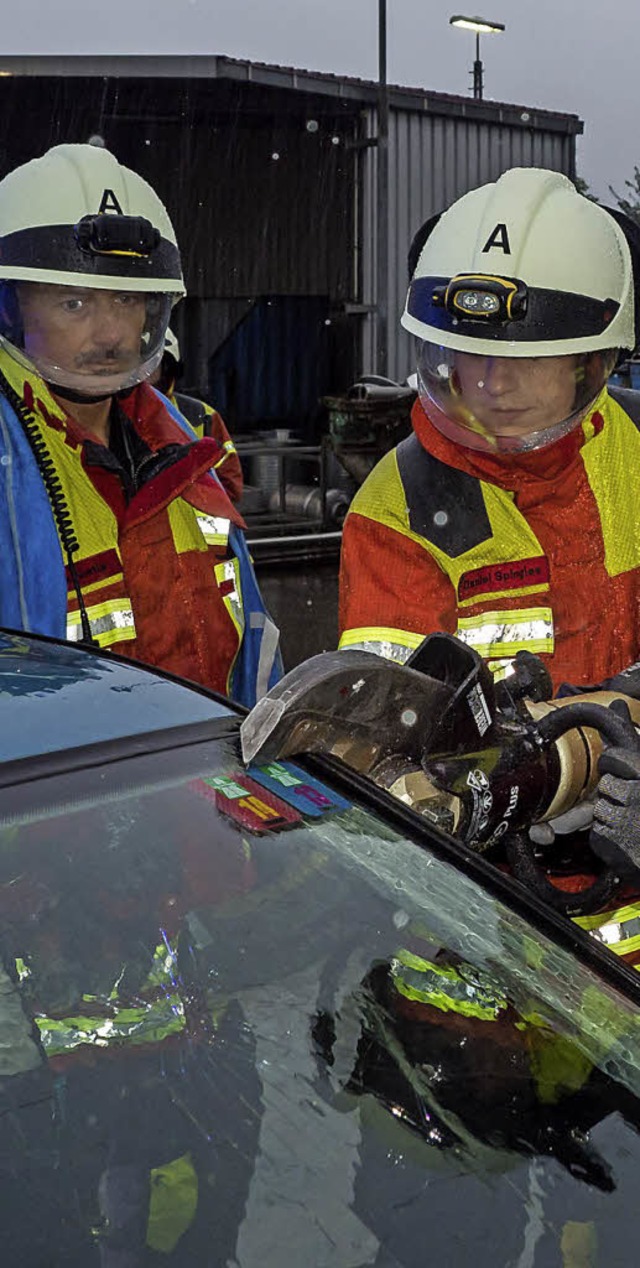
[2,629,640,1267]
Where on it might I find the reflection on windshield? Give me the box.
[0,633,233,763]
[1,736,640,1266]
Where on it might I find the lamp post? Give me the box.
[377,0,389,376]
[449,15,505,100]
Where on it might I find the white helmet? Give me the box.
[0,143,185,396]
[402,168,637,453]
[402,168,635,356]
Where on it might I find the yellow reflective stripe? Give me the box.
[581,390,640,577]
[147,1154,199,1254]
[456,607,554,658]
[486,657,516,681]
[196,513,230,547]
[213,441,238,468]
[66,598,136,647]
[573,900,640,956]
[338,626,424,663]
[578,923,640,955]
[396,948,441,974]
[34,938,185,1056]
[35,997,185,1056]
[458,581,549,608]
[167,500,211,554]
[392,977,501,1019]
[574,900,640,932]
[71,572,125,599]
[390,952,507,1020]
[215,557,243,629]
[391,971,504,1020]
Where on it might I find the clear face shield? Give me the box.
[416,340,619,454]
[0,281,176,399]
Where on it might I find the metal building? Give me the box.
[0,55,582,412]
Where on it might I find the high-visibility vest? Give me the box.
[339,388,640,689]
[0,349,281,705]
[169,388,243,504]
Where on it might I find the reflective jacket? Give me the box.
[339,389,640,691]
[0,349,281,706]
[167,387,244,504]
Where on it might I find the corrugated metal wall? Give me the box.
[360,107,578,382]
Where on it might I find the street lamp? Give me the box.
[449,15,505,101]
[377,0,389,376]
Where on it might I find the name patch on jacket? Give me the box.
[64,548,122,590]
[458,556,549,601]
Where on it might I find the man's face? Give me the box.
[17,283,147,385]
[453,352,579,438]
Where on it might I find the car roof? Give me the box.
[0,628,236,764]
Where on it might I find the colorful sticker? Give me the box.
[248,761,352,817]
[190,773,302,834]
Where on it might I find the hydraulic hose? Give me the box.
[535,699,640,753]
[507,697,640,916]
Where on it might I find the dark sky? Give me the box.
[7,0,637,203]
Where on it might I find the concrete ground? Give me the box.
[255,561,340,672]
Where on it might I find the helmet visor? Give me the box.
[2,282,176,397]
[416,340,618,454]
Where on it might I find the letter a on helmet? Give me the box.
[402,167,636,358]
[0,143,185,296]
[0,144,186,395]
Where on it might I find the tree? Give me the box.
[609,166,640,226]
[574,175,599,203]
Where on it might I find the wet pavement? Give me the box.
[256,561,339,671]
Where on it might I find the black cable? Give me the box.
[508,699,640,915]
[0,369,97,645]
[536,700,640,752]
[505,830,620,917]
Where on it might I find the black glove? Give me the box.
[556,660,640,702]
[602,662,640,702]
[590,747,640,875]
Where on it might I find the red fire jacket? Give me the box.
[339,391,640,691]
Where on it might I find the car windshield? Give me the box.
[3,732,640,1266]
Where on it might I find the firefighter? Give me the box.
[0,143,280,705]
[151,328,244,503]
[339,167,640,694]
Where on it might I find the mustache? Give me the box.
[74,346,136,368]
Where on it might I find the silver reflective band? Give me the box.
[67,606,136,642]
[197,514,230,545]
[592,916,640,947]
[457,610,554,657]
[215,557,244,637]
[339,639,414,664]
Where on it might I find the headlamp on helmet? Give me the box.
[74,214,161,259]
[432,274,529,324]
[0,143,186,397]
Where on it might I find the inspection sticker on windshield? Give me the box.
[247,761,352,817]
[191,773,302,833]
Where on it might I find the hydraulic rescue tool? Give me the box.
[241,634,640,916]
